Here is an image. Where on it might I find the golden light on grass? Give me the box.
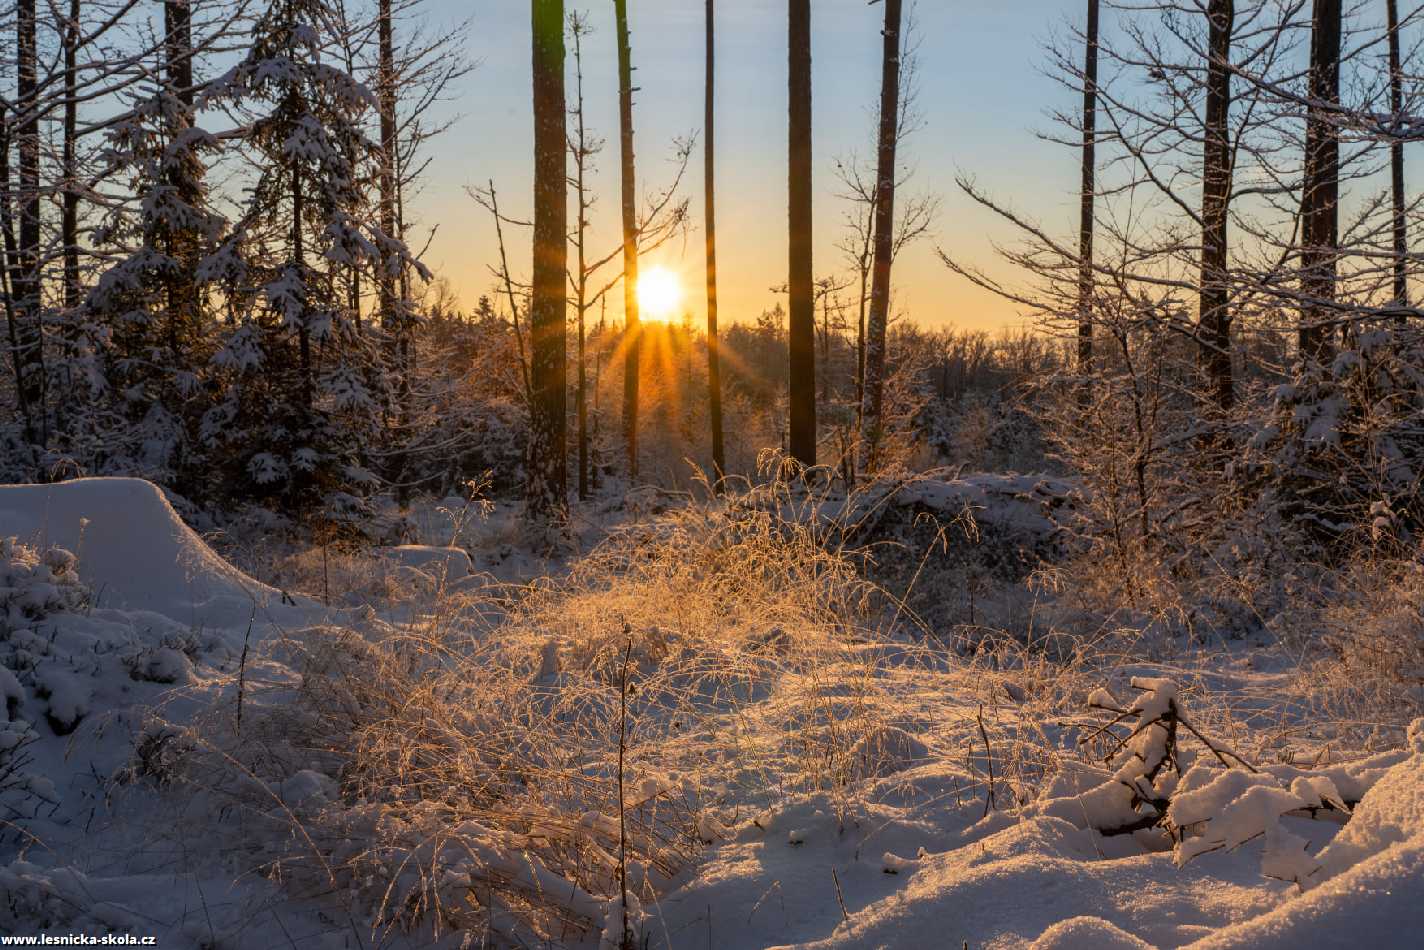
[637,266,683,321]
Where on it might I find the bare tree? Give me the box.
[529,0,569,520]
[788,0,816,466]
[858,0,904,473]
[570,11,597,500]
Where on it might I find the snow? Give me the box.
[376,543,475,591]
[0,478,307,627]
[1029,917,1155,950]
[1311,729,1424,884]
[2,477,1423,948]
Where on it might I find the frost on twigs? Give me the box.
[1034,677,1410,884]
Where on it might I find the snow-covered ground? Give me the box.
[2,477,1421,948]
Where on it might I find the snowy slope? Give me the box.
[0,478,346,947]
[0,477,309,627]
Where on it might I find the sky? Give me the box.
[408,0,1091,332]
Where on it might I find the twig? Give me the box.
[236,607,255,733]
[618,636,634,950]
[831,868,850,926]
[976,703,995,817]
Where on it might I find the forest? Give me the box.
[1,0,1423,948]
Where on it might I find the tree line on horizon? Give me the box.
[1,0,1421,560]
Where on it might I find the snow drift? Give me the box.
[0,477,303,627]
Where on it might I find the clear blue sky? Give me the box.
[408,1,1091,331]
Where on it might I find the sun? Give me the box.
[637,267,683,321]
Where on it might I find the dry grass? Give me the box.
[154,461,981,945]
[132,460,1424,945]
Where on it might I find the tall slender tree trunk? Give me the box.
[1388,0,1408,311]
[855,250,868,409]
[614,0,642,481]
[1077,0,1098,379]
[787,0,816,467]
[292,159,312,412]
[377,0,412,502]
[529,0,568,519]
[1,120,36,450]
[1199,0,1234,410]
[378,0,400,337]
[164,0,199,363]
[858,0,903,473]
[62,0,81,311]
[705,0,725,483]
[15,0,45,434]
[1300,0,1341,362]
[572,19,591,500]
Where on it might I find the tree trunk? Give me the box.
[378,0,400,336]
[614,0,642,481]
[2,120,36,449]
[528,0,568,519]
[705,0,726,484]
[164,0,199,362]
[1198,0,1234,410]
[62,0,81,311]
[787,0,816,467]
[855,255,867,409]
[15,0,44,430]
[1388,0,1408,310]
[292,159,312,412]
[572,18,590,500]
[858,0,903,473]
[1300,0,1340,362]
[1077,0,1098,378]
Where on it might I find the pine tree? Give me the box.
[13,0,45,444]
[528,0,568,521]
[1387,0,1408,309]
[1300,0,1341,363]
[705,0,725,483]
[1198,0,1234,410]
[788,0,816,467]
[1077,0,1098,380]
[614,0,642,481]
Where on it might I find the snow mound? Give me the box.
[1186,834,1424,948]
[1030,916,1154,950]
[0,478,299,627]
[376,544,475,591]
[1311,722,1424,884]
